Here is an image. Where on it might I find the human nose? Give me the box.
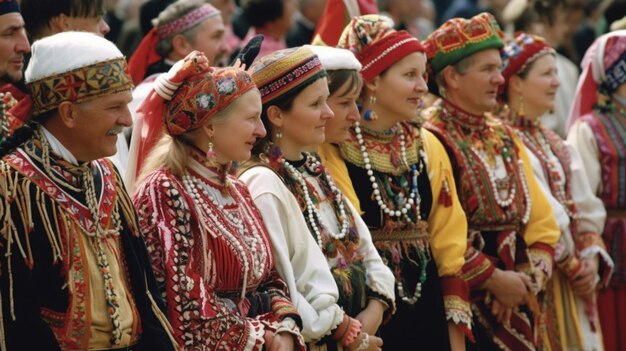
[16,29,30,54]
[321,101,334,120]
[99,19,111,36]
[254,118,266,138]
[493,71,505,86]
[415,76,428,94]
[348,102,360,122]
[119,105,133,127]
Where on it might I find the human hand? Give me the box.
[571,257,600,296]
[490,299,513,326]
[266,331,296,351]
[355,299,386,335]
[348,332,383,351]
[484,269,531,307]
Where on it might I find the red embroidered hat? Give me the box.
[500,32,554,94]
[423,12,504,75]
[337,14,424,82]
[0,0,19,15]
[165,67,256,135]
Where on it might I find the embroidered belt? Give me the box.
[370,228,429,242]
[607,209,626,219]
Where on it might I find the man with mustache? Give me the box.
[0,31,178,351]
[0,0,30,139]
[422,13,560,351]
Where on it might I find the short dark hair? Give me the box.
[21,0,105,40]
[243,0,285,28]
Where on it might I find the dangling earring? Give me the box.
[364,94,378,121]
[517,96,525,118]
[206,140,217,163]
[275,129,283,139]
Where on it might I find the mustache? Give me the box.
[106,125,125,136]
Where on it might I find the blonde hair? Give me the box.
[135,92,248,184]
[137,134,190,184]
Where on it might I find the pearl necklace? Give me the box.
[281,154,350,249]
[354,122,422,221]
[469,145,517,208]
[182,173,267,297]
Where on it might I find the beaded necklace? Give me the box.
[184,164,269,292]
[353,122,424,222]
[512,117,577,220]
[437,100,532,224]
[280,153,351,248]
[351,122,429,304]
[34,130,126,346]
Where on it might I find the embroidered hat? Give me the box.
[500,32,554,93]
[165,67,256,135]
[250,46,326,105]
[128,0,220,84]
[305,45,362,71]
[423,12,504,75]
[337,14,424,81]
[25,31,133,116]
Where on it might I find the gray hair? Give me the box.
[434,55,475,97]
[154,0,219,57]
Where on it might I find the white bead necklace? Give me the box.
[281,154,350,249]
[353,122,421,221]
[182,173,267,297]
[469,146,517,208]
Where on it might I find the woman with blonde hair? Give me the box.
[130,51,305,351]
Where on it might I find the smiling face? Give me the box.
[514,54,560,119]
[210,89,265,163]
[369,51,428,123]
[274,77,334,158]
[325,71,361,144]
[446,48,505,115]
[0,13,29,84]
[68,90,133,162]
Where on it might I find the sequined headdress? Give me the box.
[25,31,133,116]
[423,12,504,75]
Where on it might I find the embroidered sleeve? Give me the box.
[133,173,268,351]
[519,242,555,295]
[576,232,614,287]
